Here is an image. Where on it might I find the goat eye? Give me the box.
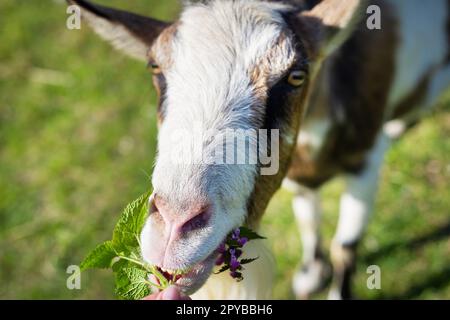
[148,62,162,74]
[287,70,306,87]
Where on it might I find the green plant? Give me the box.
[80,192,264,300]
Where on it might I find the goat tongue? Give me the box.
[161,270,172,281]
[157,267,183,283]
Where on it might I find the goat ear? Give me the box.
[67,0,170,61]
[296,0,367,59]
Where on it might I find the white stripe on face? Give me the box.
[152,0,296,215]
[140,1,299,294]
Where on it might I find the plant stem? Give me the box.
[117,255,146,268]
[149,265,169,288]
[144,280,165,291]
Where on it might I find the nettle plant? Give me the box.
[81,192,264,300]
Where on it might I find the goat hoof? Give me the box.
[327,285,354,300]
[292,259,331,299]
[327,288,343,300]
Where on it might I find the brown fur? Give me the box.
[149,23,180,125]
[287,0,398,188]
[246,83,310,227]
[149,22,180,70]
[246,26,311,226]
[303,0,362,29]
[330,241,357,299]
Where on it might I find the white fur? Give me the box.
[153,0,296,209]
[327,132,390,300]
[327,288,343,300]
[385,63,450,133]
[424,64,450,107]
[147,0,296,291]
[282,177,304,194]
[383,119,406,139]
[297,118,332,158]
[293,258,330,298]
[387,0,449,113]
[334,132,391,246]
[291,186,331,298]
[292,188,321,264]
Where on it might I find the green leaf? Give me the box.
[111,257,132,273]
[112,191,151,250]
[239,227,266,240]
[79,191,264,297]
[214,264,230,274]
[226,240,241,247]
[240,257,259,265]
[80,241,116,271]
[115,267,152,300]
[114,264,132,289]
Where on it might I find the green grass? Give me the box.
[0,0,449,299]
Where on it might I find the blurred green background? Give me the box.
[0,0,449,299]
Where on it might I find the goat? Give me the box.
[67,0,450,299]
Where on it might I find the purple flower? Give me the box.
[238,237,248,246]
[230,256,240,271]
[217,242,226,254]
[215,254,225,266]
[214,227,264,282]
[231,228,240,240]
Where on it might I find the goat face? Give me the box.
[143,2,303,293]
[70,0,364,294]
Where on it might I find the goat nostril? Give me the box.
[149,194,210,232]
[149,194,166,225]
[149,193,158,214]
[181,211,210,234]
[150,202,157,215]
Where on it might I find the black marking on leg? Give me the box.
[330,242,359,300]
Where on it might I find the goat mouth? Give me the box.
[149,259,215,295]
[151,244,223,294]
[153,266,185,285]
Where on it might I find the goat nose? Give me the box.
[150,193,211,236]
